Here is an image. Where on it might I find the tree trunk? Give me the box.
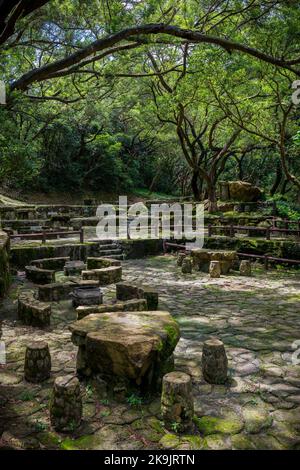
[207,183,218,213]
[270,162,282,196]
[191,170,201,201]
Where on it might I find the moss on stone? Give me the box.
[159,433,180,449]
[193,414,244,436]
[60,434,96,450]
[38,431,62,448]
[231,434,257,450]
[181,435,204,450]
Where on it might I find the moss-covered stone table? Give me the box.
[69,310,180,390]
[191,249,237,274]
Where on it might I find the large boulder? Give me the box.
[69,310,180,390]
[219,181,262,202]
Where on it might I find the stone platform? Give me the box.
[191,249,237,274]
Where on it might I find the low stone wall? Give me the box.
[120,239,163,259]
[86,257,121,269]
[38,280,99,302]
[18,292,51,327]
[203,236,300,261]
[10,241,113,268]
[0,230,10,297]
[25,265,55,284]
[82,266,122,285]
[30,256,70,270]
[76,298,147,320]
[116,282,158,310]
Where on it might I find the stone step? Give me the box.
[92,239,115,245]
[98,249,123,256]
[97,253,124,260]
[95,243,119,250]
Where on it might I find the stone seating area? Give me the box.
[30,256,70,270]
[18,292,51,327]
[25,265,55,284]
[64,260,86,275]
[191,248,237,274]
[37,280,99,302]
[69,310,180,389]
[82,265,122,285]
[116,282,158,310]
[76,298,147,319]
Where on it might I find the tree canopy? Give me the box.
[0,0,300,210]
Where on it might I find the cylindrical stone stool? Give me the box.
[177,252,186,267]
[209,261,221,278]
[202,338,228,384]
[239,260,251,276]
[181,257,192,274]
[161,371,194,432]
[24,341,51,383]
[50,375,82,432]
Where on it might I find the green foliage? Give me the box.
[269,195,300,220]
[0,0,300,204]
[126,393,143,407]
[19,390,35,402]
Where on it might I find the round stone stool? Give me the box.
[161,371,194,432]
[239,260,251,276]
[202,338,228,384]
[50,375,82,432]
[209,260,221,278]
[181,257,192,274]
[24,341,51,383]
[177,252,186,267]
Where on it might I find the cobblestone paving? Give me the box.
[1,255,300,450]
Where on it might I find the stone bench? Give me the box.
[30,256,70,271]
[86,257,121,270]
[38,280,99,302]
[76,298,147,320]
[191,249,237,274]
[25,265,55,284]
[64,260,86,276]
[18,292,51,327]
[82,266,122,285]
[116,282,158,310]
[69,310,180,390]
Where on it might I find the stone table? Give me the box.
[191,249,237,274]
[69,310,180,390]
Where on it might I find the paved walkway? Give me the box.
[1,255,300,449]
